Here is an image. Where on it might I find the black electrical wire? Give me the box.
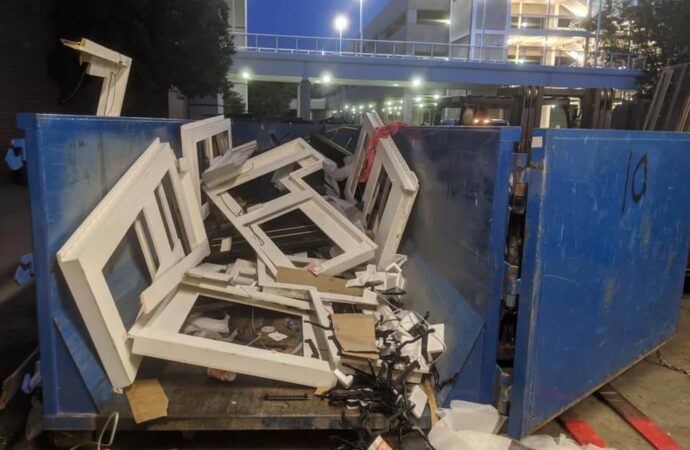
[59,67,88,104]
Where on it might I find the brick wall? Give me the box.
[0,0,63,175]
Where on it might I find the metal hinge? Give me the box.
[511,153,529,210]
[503,262,521,308]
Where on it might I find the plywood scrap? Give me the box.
[125,379,168,424]
[276,267,364,297]
[331,313,378,353]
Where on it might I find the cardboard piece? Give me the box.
[342,350,380,360]
[331,313,378,353]
[276,267,364,297]
[125,379,169,424]
[314,386,330,397]
[422,380,439,427]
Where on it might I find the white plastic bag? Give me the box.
[429,401,506,450]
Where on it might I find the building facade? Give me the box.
[364,0,607,67]
[363,0,451,44]
[452,0,602,66]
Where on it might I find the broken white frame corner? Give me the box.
[345,112,419,270]
[57,139,209,388]
[61,38,132,117]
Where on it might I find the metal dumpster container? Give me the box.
[18,114,690,437]
[393,127,690,437]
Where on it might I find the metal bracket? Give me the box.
[503,262,520,309]
[13,252,34,286]
[511,152,530,207]
[495,366,512,415]
[4,139,26,171]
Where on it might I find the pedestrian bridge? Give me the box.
[229,32,640,90]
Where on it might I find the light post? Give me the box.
[481,0,487,60]
[334,15,349,55]
[358,0,363,53]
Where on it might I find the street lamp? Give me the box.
[334,15,349,55]
[357,0,364,52]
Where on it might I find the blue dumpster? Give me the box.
[18,114,690,436]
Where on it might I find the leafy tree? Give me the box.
[592,0,690,96]
[50,0,239,116]
[223,85,247,115]
[247,82,297,118]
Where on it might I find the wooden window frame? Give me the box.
[57,139,209,388]
[128,265,343,387]
[344,113,419,269]
[180,115,233,214]
[203,138,377,277]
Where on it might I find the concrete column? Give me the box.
[231,81,249,113]
[297,78,312,120]
[402,90,414,124]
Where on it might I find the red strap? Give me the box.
[358,120,407,183]
[558,410,608,448]
[597,384,683,450]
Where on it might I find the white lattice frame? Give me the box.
[204,138,377,277]
[344,113,419,269]
[57,140,209,388]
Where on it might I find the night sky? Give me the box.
[248,0,389,38]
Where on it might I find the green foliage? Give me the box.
[51,0,236,116]
[593,0,690,96]
[248,82,296,118]
[223,85,247,115]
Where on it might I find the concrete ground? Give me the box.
[0,173,688,449]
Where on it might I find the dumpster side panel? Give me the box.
[19,114,186,428]
[510,129,690,437]
[395,126,519,404]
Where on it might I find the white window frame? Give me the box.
[57,139,209,388]
[128,265,343,387]
[180,115,233,213]
[129,285,338,388]
[344,113,419,269]
[203,138,377,277]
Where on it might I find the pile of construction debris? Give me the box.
[56,111,445,442]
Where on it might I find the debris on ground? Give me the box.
[429,400,614,450]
